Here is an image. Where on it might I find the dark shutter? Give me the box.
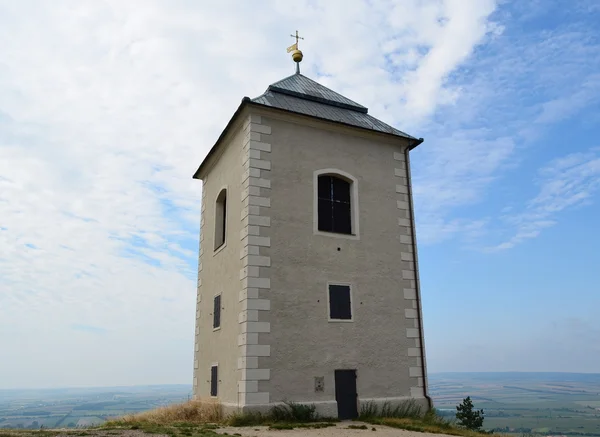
[329,285,352,320]
[213,295,221,329]
[317,175,352,234]
[333,201,351,234]
[318,198,333,231]
[318,175,332,199]
[221,195,227,244]
[332,177,351,202]
[210,365,218,396]
[318,176,333,232]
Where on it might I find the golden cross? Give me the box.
[290,30,304,47]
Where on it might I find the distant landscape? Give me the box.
[1,373,599,435]
[0,385,190,429]
[431,372,600,435]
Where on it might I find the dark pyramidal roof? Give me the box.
[193,72,422,179]
[251,73,417,140]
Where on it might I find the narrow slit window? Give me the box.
[210,365,218,397]
[318,175,352,234]
[213,294,221,329]
[214,189,227,250]
[329,284,352,320]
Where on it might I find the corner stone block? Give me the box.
[246,195,271,208]
[244,115,262,130]
[238,380,259,393]
[239,287,260,302]
[405,308,418,319]
[406,328,420,338]
[410,387,424,397]
[401,252,412,261]
[238,356,259,369]
[242,321,271,333]
[248,141,272,152]
[398,218,411,227]
[409,367,423,378]
[238,310,259,323]
[248,159,271,170]
[242,236,270,248]
[242,298,271,311]
[244,255,271,267]
[250,124,271,135]
[408,347,421,357]
[241,368,270,381]
[245,277,271,289]
[246,215,271,227]
[244,392,270,405]
[396,184,408,194]
[238,333,259,345]
[397,200,409,210]
[402,270,415,280]
[245,344,271,357]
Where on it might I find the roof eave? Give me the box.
[192,97,252,180]
[409,137,424,150]
[193,100,423,180]
[250,101,421,143]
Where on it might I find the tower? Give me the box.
[192,36,431,419]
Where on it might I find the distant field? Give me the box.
[0,385,191,429]
[430,372,600,435]
[2,375,600,435]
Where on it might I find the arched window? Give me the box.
[214,189,227,250]
[318,174,352,234]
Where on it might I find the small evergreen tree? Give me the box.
[456,396,484,430]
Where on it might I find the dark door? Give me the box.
[335,369,358,420]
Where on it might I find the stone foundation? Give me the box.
[220,396,430,420]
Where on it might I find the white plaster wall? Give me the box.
[193,105,429,416]
[193,121,245,405]
[254,112,426,408]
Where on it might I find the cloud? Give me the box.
[427,317,600,373]
[488,148,600,251]
[410,3,600,246]
[1,0,599,385]
[0,0,503,388]
[71,324,108,335]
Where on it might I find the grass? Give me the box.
[228,401,336,427]
[98,400,338,435]
[105,400,222,426]
[359,400,423,420]
[0,399,497,437]
[99,401,226,437]
[359,401,495,437]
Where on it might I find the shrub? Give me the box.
[269,401,317,422]
[228,411,265,427]
[455,397,484,431]
[105,400,222,425]
[359,400,422,420]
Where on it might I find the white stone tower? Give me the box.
[192,39,431,419]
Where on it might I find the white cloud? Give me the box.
[409,6,600,246]
[487,148,600,251]
[0,0,501,387]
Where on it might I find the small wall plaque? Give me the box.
[314,376,324,392]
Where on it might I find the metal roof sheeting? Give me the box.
[251,73,416,140]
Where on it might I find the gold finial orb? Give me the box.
[291,49,303,63]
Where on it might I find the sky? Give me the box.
[0,0,599,390]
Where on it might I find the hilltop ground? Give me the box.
[0,422,480,437]
[0,399,490,437]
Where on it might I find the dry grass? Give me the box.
[105,400,222,426]
[368,417,493,437]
